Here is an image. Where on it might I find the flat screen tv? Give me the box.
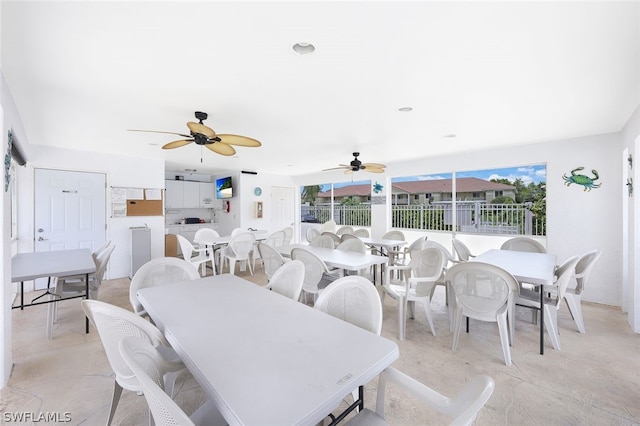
[216,176,233,199]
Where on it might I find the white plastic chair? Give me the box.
[382,230,405,241]
[377,230,406,263]
[340,233,359,242]
[517,255,580,350]
[344,367,494,426]
[129,257,200,318]
[452,238,476,262]
[176,234,214,277]
[314,275,383,410]
[281,226,294,245]
[221,232,256,275]
[382,248,446,339]
[119,337,225,426]
[252,230,286,270]
[265,259,305,300]
[81,300,186,426]
[564,249,602,333]
[321,231,341,247]
[447,262,519,366]
[314,275,383,335]
[93,240,112,261]
[500,237,546,253]
[193,227,220,248]
[337,238,367,275]
[291,247,339,303]
[309,234,336,249]
[353,228,370,238]
[422,240,459,328]
[46,244,115,339]
[257,242,285,281]
[336,225,355,236]
[193,228,221,273]
[320,220,337,233]
[306,227,321,242]
[390,236,428,268]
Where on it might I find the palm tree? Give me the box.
[302,185,322,206]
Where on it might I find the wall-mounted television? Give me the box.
[216,176,233,199]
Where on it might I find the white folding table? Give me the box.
[280,244,389,284]
[138,275,399,425]
[11,248,96,333]
[358,237,407,282]
[472,249,557,354]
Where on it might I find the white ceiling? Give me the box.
[2,1,639,176]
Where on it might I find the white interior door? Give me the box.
[271,186,295,237]
[34,168,106,289]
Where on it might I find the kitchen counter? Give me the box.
[166,223,218,244]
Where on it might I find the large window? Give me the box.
[301,179,372,226]
[391,165,546,236]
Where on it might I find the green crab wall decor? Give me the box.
[562,167,602,191]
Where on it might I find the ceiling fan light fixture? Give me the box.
[293,42,315,54]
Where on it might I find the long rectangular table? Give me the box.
[138,275,399,426]
[11,248,96,333]
[472,249,557,354]
[279,244,389,284]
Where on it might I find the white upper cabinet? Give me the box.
[199,182,215,208]
[182,181,200,208]
[165,180,215,209]
[165,180,184,208]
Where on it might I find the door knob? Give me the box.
[37,228,44,233]
[37,237,48,241]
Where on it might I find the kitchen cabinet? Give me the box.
[166,223,218,256]
[165,180,212,209]
[183,181,200,208]
[199,182,215,208]
[165,180,183,208]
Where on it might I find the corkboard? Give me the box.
[127,198,163,216]
[111,187,164,217]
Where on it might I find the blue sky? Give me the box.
[392,164,547,185]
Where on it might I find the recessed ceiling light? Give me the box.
[148,142,158,146]
[293,42,315,54]
[398,107,413,112]
[444,134,456,138]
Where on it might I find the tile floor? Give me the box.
[2,264,640,425]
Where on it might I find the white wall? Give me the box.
[1,65,31,387]
[621,104,640,331]
[238,171,297,235]
[15,146,166,283]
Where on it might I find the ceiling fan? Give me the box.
[128,111,261,158]
[323,152,386,174]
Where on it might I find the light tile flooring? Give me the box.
[2,264,640,425]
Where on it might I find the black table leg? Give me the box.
[540,286,544,355]
[20,281,24,310]
[85,273,90,333]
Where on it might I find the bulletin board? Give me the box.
[111,187,164,217]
